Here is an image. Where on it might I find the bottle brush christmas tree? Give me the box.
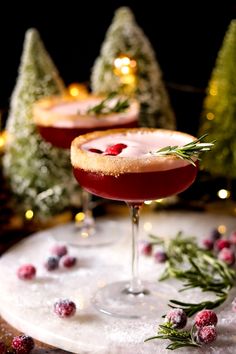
[198,20,236,180]
[91,7,175,129]
[3,28,79,219]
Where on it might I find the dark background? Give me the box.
[0,1,235,135]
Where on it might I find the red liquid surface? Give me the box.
[38,121,137,149]
[73,164,198,203]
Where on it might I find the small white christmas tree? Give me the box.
[3,28,79,218]
[91,7,175,129]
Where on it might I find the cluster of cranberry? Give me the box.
[17,244,77,280]
[0,334,34,354]
[44,244,77,271]
[138,240,167,263]
[139,227,236,266]
[16,244,77,322]
[202,228,236,266]
[166,308,218,345]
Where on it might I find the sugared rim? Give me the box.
[33,94,139,126]
[71,128,197,176]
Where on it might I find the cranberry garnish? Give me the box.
[104,143,127,156]
[88,148,103,154]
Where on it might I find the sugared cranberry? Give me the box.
[61,255,77,268]
[196,325,217,344]
[208,228,221,241]
[17,264,36,280]
[0,341,7,354]
[88,148,103,154]
[12,335,34,354]
[50,244,68,258]
[104,143,127,156]
[138,241,153,256]
[218,248,235,265]
[195,309,218,328]
[44,256,59,271]
[154,250,168,263]
[165,309,187,329]
[54,299,76,318]
[232,297,236,312]
[202,239,214,251]
[215,239,231,251]
[229,231,236,245]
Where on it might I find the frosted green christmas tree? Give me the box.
[3,28,79,218]
[198,20,236,179]
[91,7,175,129]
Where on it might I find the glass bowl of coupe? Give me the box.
[33,93,139,246]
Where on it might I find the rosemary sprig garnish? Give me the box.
[145,232,236,350]
[150,134,215,166]
[86,92,130,115]
[145,324,200,350]
[150,232,235,316]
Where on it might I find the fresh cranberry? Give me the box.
[104,143,127,156]
[0,341,7,354]
[50,244,68,258]
[218,248,235,265]
[208,228,221,241]
[17,264,36,280]
[202,238,214,251]
[12,335,34,354]
[61,255,77,268]
[197,325,217,344]
[44,256,59,271]
[229,231,236,245]
[215,239,231,251]
[165,308,187,329]
[88,148,103,154]
[138,241,153,256]
[195,309,218,328]
[154,250,168,263]
[54,299,76,318]
[232,297,236,312]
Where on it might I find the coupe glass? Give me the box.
[71,127,198,318]
[33,95,139,246]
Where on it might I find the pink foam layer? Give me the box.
[82,130,194,158]
[35,97,139,128]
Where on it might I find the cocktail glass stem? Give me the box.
[76,189,95,237]
[82,189,94,223]
[71,188,117,247]
[92,200,167,318]
[127,203,143,294]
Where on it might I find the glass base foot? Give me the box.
[74,216,96,240]
[92,280,173,319]
[51,219,121,247]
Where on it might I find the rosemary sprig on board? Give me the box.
[150,232,235,316]
[145,232,236,350]
[145,324,200,350]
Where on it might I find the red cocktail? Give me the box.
[33,95,138,149]
[73,165,197,203]
[72,128,198,202]
[33,95,139,246]
[71,128,199,318]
